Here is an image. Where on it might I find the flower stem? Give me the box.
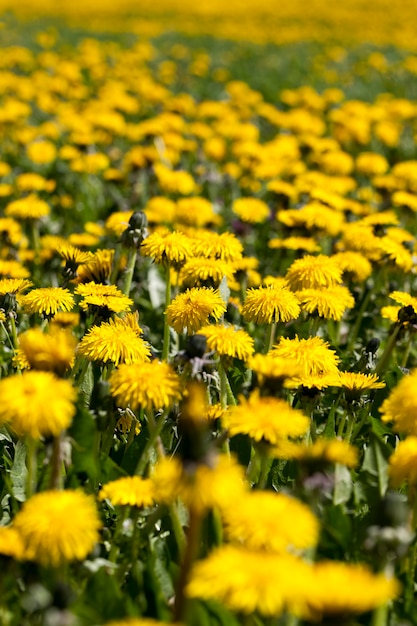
[162,266,172,361]
[50,435,64,490]
[265,322,277,353]
[121,248,137,296]
[173,507,202,622]
[25,436,38,498]
[375,324,401,375]
[135,410,167,476]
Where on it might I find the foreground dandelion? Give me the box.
[141,229,193,268]
[0,370,76,438]
[15,326,76,376]
[165,287,226,333]
[19,287,75,318]
[222,489,319,552]
[109,360,182,411]
[199,323,254,360]
[224,390,309,444]
[272,335,340,378]
[75,282,133,315]
[296,285,355,320]
[241,285,301,324]
[77,316,151,365]
[379,370,417,434]
[13,490,101,567]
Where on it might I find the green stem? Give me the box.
[375,324,401,375]
[371,602,389,626]
[25,437,38,498]
[162,266,172,361]
[173,507,203,622]
[336,408,349,438]
[9,315,19,353]
[347,282,374,351]
[121,248,137,296]
[257,453,272,489]
[265,322,277,353]
[49,435,64,490]
[344,410,358,443]
[219,358,236,408]
[169,502,186,554]
[108,506,129,563]
[135,410,167,476]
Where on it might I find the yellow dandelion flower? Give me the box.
[103,619,178,626]
[99,477,154,507]
[222,490,319,552]
[274,438,359,468]
[268,236,320,253]
[186,545,313,617]
[0,371,76,438]
[76,249,114,284]
[296,285,355,321]
[241,285,300,324]
[277,203,344,236]
[380,370,417,434]
[286,255,343,291]
[232,197,270,223]
[75,282,132,314]
[247,353,302,386]
[381,305,401,323]
[191,231,243,262]
[331,251,373,282]
[0,217,23,246]
[0,260,30,279]
[389,437,417,486]
[14,490,101,567]
[338,372,385,397]
[51,311,80,329]
[223,390,309,444]
[378,236,414,272]
[306,561,400,618]
[141,229,193,268]
[0,278,33,296]
[272,336,340,378]
[57,243,94,266]
[175,196,221,228]
[199,323,254,360]
[166,287,226,334]
[285,371,341,390]
[105,210,134,237]
[109,360,182,411]
[18,287,74,318]
[152,454,247,513]
[180,257,235,287]
[16,326,76,376]
[0,526,25,560]
[77,317,151,366]
[388,290,417,313]
[5,194,50,220]
[144,196,176,225]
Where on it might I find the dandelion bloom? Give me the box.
[166,287,226,333]
[76,249,114,284]
[338,372,385,395]
[223,390,309,444]
[19,287,75,318]
[222,490,319,552]
[272,335,340,378]
[286,254,343,291]
[380,370,417,434]
[305,561,400,618]
[186,545,312,616]
[5,194,50,220]
[0,370,76,438]
[296,285,355,321]
[0,278,33,296]
[99,477,155,507]
[199,323,254,360]
[274,438,359,468]
[268,236,320,253]
[103,620,177,626]
[191,230,243,262]
[141,229,193,267]
[0,527,25,559]
[152,454,247,513]
[247,353,302,385]
[232,197,270,223]
[389,437,417,486]
[331,251,373,282]
[16,327,76,376]
[77,317,151,366]
[110,360,182,411]
[180,257,235,287]
[13,490,101,567]
[75,282,132,314]
[241,285,300,324]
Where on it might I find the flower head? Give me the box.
[166,287,226,334]
[232,197,270,223]
[141,229,193,268]
[241,285,301,324]
[110,360,182,411]
[286,255,343,291]
[296,285,355,320]
[274,438,359,468]
[380,370,417,434]
[0,370,76,438]
[389,437,417,486]
[19,287,74,318]
[5,194,50,220]
[272,336,340,379]
[223,390,309,444]
[13,490,101,567]
[75,282,132,315]
[180,257,235,287]
[99,477,155,507]
[15,327,76,376]
[77,316,151,366]
[199,323,254,360]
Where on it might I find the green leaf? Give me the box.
[333,463,353,505]
[361,433,390,498]
[10,440,27,503]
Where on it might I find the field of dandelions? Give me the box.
[3,3,417,625]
